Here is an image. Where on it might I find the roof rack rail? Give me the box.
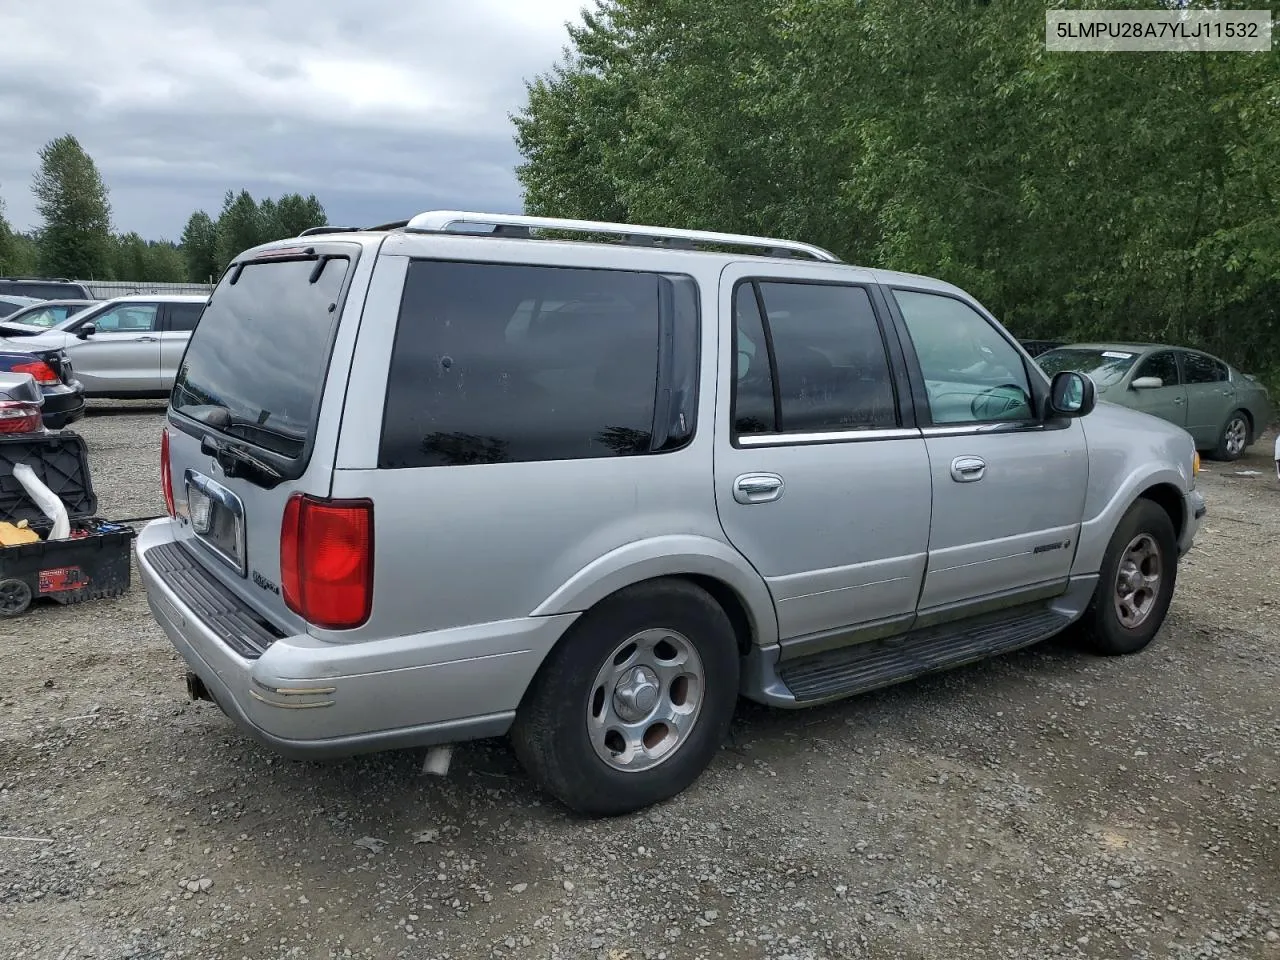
[403,211,841,263]
[0,275,74,282]
[297,219,411,238]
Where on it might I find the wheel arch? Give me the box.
[1136,482,1186,543]
[529,535,779,651]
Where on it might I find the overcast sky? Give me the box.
[0,0,589,240]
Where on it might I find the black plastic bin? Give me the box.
[0,432,136,617]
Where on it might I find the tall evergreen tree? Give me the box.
[180,210,219,282]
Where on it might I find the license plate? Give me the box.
[185,472,246,575]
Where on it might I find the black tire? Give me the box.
[1078,499,1178,656]
[510,579,740,817]
[1210,410,1251,462]
[0,578,33,617]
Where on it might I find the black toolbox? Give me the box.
[0,432,136,617]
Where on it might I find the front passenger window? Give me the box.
[92,304,158,333]
[1134,352,1179,386]
[893,289,1033,425]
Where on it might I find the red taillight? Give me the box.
[280,495,374,630]
[160,427,175,517]
[12,360,59,385]
[0,402,42,434]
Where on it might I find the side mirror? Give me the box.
[1048,370,1096,418]
[76,322,96,340]
[1131,376,1162,390]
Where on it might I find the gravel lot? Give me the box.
[2,403,1277,960]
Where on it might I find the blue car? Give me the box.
[0,345,85,429]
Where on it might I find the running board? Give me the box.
[776,606,1073,703]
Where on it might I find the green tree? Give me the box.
[514,0,1280,394]
[268,193,327,238]
[214,189,262,269]
[146,241,187,283]
[112,231,150,282]
[180,210,219,282]
[31,134,113,278]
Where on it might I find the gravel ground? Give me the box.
[2,405,1277,960]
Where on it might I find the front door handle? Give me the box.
[950,456,986,483]
[1172,396,1185,405]
[733,472,785,504]
[134,335,159,342]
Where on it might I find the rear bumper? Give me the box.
[136,519,575,760]
[40,383,85,429]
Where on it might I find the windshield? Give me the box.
[1036,347,1138,387]
[3,302,88,329]
[171,255,351,459]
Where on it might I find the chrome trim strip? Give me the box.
[738,427,921,447]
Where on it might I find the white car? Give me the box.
[0,294,207,398]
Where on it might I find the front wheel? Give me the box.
[510,579,740,817]
[1211,410,1251,462]
[1078,499,1178,656]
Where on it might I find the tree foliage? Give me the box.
[31,134,113,279]
[0,136,329,285]
[514,0,1280,390]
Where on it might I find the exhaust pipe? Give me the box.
[185,671,214,703]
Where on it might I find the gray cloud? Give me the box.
[0,0,587,239]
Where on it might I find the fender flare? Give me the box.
[529,534,779,647]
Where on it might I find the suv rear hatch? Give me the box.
[162,241,368,636]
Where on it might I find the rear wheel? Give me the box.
[510,579,739,816]
[1211,410,1250,461]
[1078,499,1177,656]
[0,578,32,617]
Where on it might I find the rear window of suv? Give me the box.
[0,281,91,299]
[171,255,350,462]
[379,260,699,468]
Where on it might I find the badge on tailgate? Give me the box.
[184,470,247,576]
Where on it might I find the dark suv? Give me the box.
[0,278,96,301]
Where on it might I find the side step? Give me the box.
[777,606,1073,703]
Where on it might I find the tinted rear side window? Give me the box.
[380,260,696,468]
[166,302,205,331]
[172,256,349,458]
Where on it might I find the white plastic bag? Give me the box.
[12,462,70,541]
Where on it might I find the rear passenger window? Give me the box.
[379,261,698,468]
[166,303,204,332]
[730,280,898,436]
[1182,352,1228,384]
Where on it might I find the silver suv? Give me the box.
[137,212,1206,816]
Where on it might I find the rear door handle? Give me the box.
[134,335,159,342]
[950,456,986,483]
[1173,397,1185,405]
[733,472,784,504]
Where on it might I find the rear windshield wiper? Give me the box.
[199,433,283,482]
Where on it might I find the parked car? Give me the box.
[0,277,96,300]
[0,294,207,398]
[0,370,45,434]
[0,295,42,318]
[0,299,96,336]
[0,345,84,430]
[1018,339,1065,358]
[1036,342,1272,461]
[136,212,1204,816]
